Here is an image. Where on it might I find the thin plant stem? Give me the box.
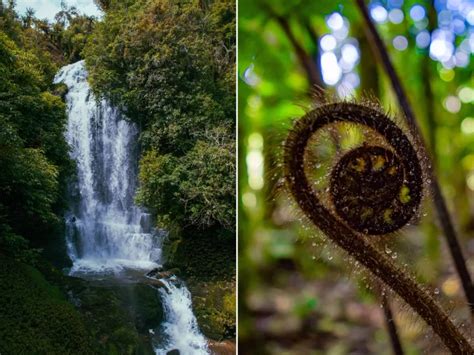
[382,293,404,355]
[263,4,324,93]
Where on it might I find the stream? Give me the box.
[54,61,209,355]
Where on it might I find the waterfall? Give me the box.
[55,60,159,273]
[55,61,208,354]
[154,278,209,355]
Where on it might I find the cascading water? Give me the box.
[154,278,209,355]
[55,60,159,273]
[55,61,209,354]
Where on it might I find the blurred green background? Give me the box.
[238,0,474,354]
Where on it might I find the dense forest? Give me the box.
[0,0,235,353]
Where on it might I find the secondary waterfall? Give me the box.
[55,61,208,354]
[154,278,209,355]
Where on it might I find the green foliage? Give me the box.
[85,0,235,234]
[137,132,235,231]
[192,279,236,340]
[0,24,71,251]
[0,146,59,231]
[178,137,235,229]
[0,224,40,264]
[1,1,96,75]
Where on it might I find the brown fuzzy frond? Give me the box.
[282,100,473,353]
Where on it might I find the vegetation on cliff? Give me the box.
[85,0,236,236]
[0,1,88,260]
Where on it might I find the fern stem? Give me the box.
[354,0,474,315]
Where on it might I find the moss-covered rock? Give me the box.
[0,255,163,355]
[162,227,236,341]
[113,283,164,334]
[59,277,161,355]
[164,227,235,282]
[189,278,236,340]
[0,256,95,354]
[67,283,141,354]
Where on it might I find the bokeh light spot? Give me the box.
[467,9,474,25]
[454,51,469,67]
[441,277,460,296]
[389,9,404,24]
[430,38,454,61]
[320,34,337,51]
[370,5,388,23]
[410,5,426,21]
[444,96,461,113]
[327,12,344,30]
[416,30,431,48]
[321,52,342,85]
[461,117,474,135]
[393,35,408,50]
[248,132,263,149]
[341,43,359,64]
[439,68,455,81]
[458,87,474,103]
[467,172,474,190]
[242,192,257,208]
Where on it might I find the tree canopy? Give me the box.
[0,1,95,258]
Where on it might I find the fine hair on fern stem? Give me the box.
[284,101,473,353]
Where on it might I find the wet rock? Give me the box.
[142,278,166,289]
[140,213,153,233]
[146,267,164,278]
[167,267,181,275]
[208,340,236,355]
[166,349,180,355]
[156,271,174,279]
[148,268,181,280]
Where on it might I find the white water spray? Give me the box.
[55,61,208,354]
[154,278,209,355]
[55,61,159,273]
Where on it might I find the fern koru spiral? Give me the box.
[284,102,473,353]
